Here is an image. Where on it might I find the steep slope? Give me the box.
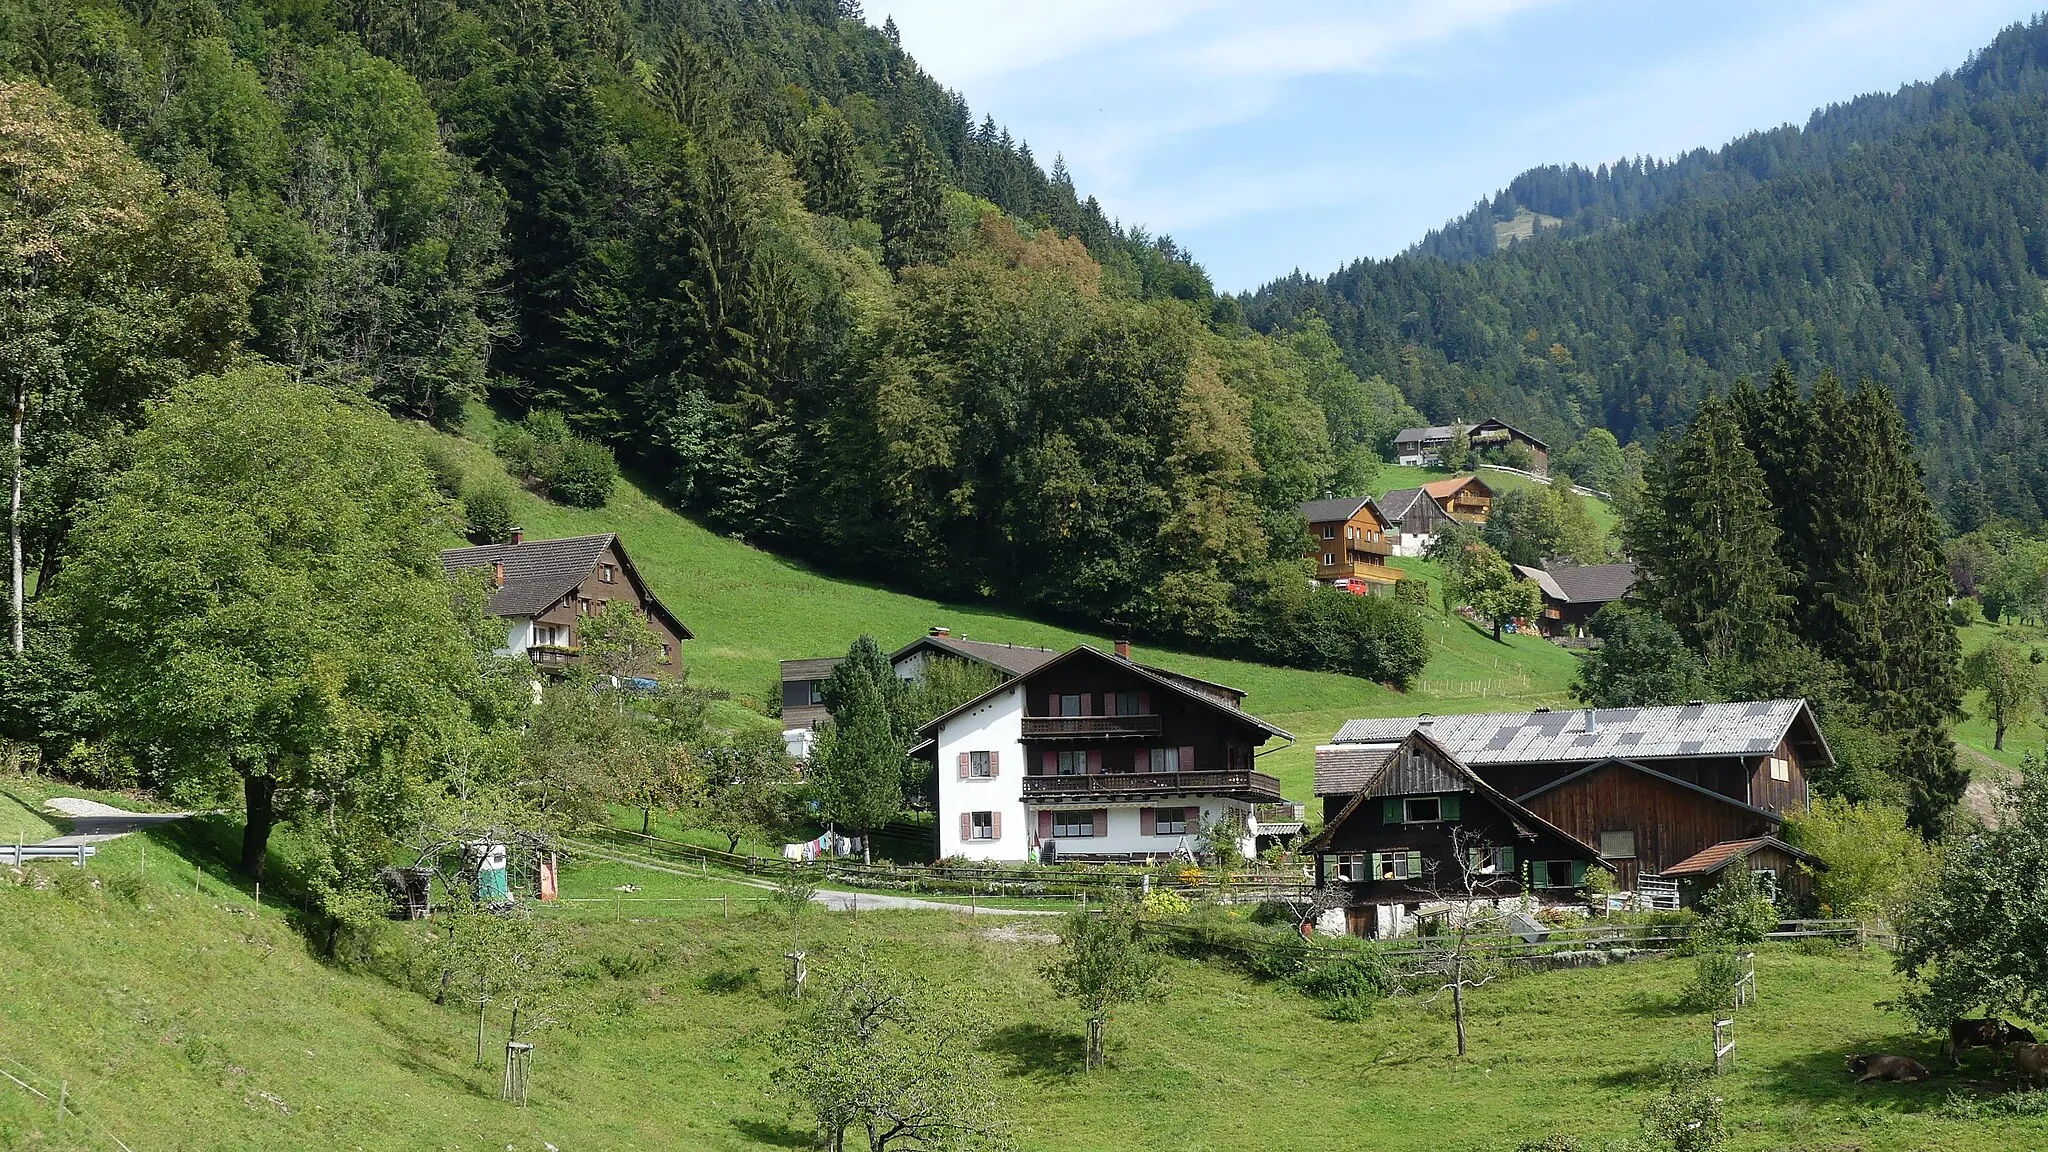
[1250,16,2048,520]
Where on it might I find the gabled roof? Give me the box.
[1514,565,1567,602]
[892,635,1061,677]
[441,534,693,639]
[1302,729,1604,860]
[1376,487,1428,523]
[1547,563,1637,604]
[1663,836,1823,877]
[1314,743,1399,796]
[1394,424,1464,445]
[1469,418,1550,452]
[914,645,1291,742]
[1332,699,1829,768]
[1298,496,1382,525]
[1423,475,1491,501]
[1516,758,1781,822]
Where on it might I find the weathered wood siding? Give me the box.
[1517,762,1777,890]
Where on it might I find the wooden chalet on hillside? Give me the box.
[779,629,1061,732]
[1312,700,1830,934]
[1380,476,1495,557]
[1512,562,1638,638]
[1298,496,1400,591]
[440,532,690,669]
[914,642,1294,864]
[1393,419,1550,474]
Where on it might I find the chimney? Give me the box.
[491,560,505,589]
[1114,639,1131,660]
[1582,707,1598,734]
[929,626,950,638]
[511,527,524,545]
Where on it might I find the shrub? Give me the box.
[1680,947,1743,1009]
[1137,889,1190,920]
[1293,946,1392,1003]
[541,437,617,508]
[1243,930,1312,982]
[1638,1072,1726,1152]
[420,440,467,497]
[462,482,517,544]
[1695,868,1777,947]
[493,424,541,479]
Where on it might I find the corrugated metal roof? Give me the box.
[1331,700,1811,764]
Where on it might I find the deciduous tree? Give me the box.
[1041,888,1165,1070]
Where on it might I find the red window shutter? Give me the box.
[1038,810,1053,838]
[1140,808,1156,835]
[1087,750,1102,773]
[1134,748,1149,772]
[1046,693,1059,716]
[989,751,1000,778]
[1042,750,1056,774]
[1179,745,1195,772]
[957,753,970,780]
[990,812,1003,840]
[1137,691,1150,714]
[1081,693,1094,716]
[1092,809,1107,836]
[959,812,972,841]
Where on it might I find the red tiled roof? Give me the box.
[1662,836,1819,876]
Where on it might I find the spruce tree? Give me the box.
[878,126,947,273]
[1624,395,1793,664]
[798,106,863,218]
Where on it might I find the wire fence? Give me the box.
[0,1054,135,1152]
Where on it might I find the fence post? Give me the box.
[723,895,730,921]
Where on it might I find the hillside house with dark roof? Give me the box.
[779,628,1061,732]
[441,532,691,670]
[1316,700,1829,921]
[1379,476,1495,556]
[1302,728,1606,937]
[912,642,1293,864]
[1512,562,1638,638]
[1393,419,1549,474]
[1298,496,1400,591]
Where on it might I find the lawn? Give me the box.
[0,821,2038,1152]
[403,417,1591,801]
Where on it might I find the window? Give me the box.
[1384,795,1458,823]
[1059,694,1083,717]
[808,681,825,706]
[600,564,617,583]
[596,599,609,615]
[1147,747,1181,773]
[1154,807,1189,836]
[1372,850,1423,880]
[1322,525,1336,540]
[534,624,563,647]
[1533,860,1585,888]
[1324,853,1367,882]
[1752,868,1778,898]
[1404,796,1441,823]
[1769,756,1791,782]
[1056,750,1088,776]
[1323,553,1336,566]
[1598,831,1636,859]
[969,751,992,779]
[1053,811,1095,838]
[1465,846,1514,875]
[659,643,671,663]
[1114,692,1142,716]
[578,598,592,615]
[970,812,995,840]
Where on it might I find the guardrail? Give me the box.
[0,844,95,867]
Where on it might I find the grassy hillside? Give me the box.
[0,825,2034,1152]
[413,419,1585,799]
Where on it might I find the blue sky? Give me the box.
[870,0,2037,292]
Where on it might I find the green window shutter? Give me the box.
[1321,855,1337,881]
[1466,848,1480,872]
[1407,851,1423,878]
[1572,861,1588,887]
[1383,798,1403,824]
[1369,852,1384,878]
[1500,847,1514,869]
[1442,795,1461,820]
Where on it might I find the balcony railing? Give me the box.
[1022,769,1284,802]
[1020,714,1163,739]
[528,645,579,667]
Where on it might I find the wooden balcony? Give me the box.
[1022,769,1284,803]
[528,645,579,668]
[1020,714,1164,739]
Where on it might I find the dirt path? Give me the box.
[33,797,192,846]
[1954,743,2012,826]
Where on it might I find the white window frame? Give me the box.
[969,751,992,779]
[1154,807,1189,836]
[970,811,995,840]
[1147,747,1181,773]
[1053,811,1095,838]
[1769,756,1791,781]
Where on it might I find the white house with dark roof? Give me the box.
[440,532,690,669]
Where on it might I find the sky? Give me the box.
[869,0,2038,292]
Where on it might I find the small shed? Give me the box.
[1659,836,1822,908]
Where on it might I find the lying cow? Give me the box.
[1846,1054,1931,1083]
[2013,1042,2048,1089]
[1946,1018,2032,1066]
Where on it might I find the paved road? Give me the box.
[565,840,1060,916]
[33,798,192,846]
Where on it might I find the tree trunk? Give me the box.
[1491,619,1502,642]
[642,806,651,835]
[1087,1015,1105,1070]
[861,822,872,866]
[240,773,277,879]
[1994,720,2007,751]
[1452,953,1468,1057]
[9,377,23,656]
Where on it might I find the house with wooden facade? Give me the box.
[1314,700,1830,931]
[1298,496,1400,591]
[1380,476,1496,557]
[778,629,1060,732]
[1303,729,1606,937]
[915,643,1293,864]
[1512,562,1638,638]
[440,532,691,670]
[1393,419,1549,474]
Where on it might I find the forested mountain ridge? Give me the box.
[0,0,1430,681]
[1249,16,2048,522]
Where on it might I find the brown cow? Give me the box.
[2012,1043,2048,1088]
[1946,1018,2018,1066]
[1846,1054,1932,1083]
